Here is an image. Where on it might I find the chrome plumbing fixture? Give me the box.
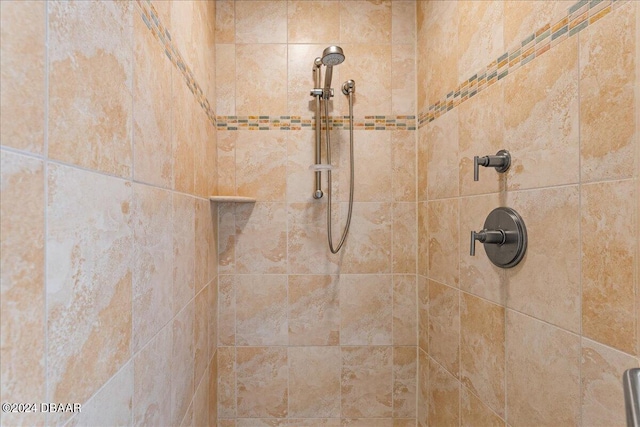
[623,368,640,427]
[470,207,527,268]
[473,149,511,181]
[310,46,356,254]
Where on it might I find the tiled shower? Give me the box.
[1,1,638,426]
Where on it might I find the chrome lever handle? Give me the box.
[473,149,511,181]
[470,229,506,256]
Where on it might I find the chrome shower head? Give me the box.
[321,46,345,66]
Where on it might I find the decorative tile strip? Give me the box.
[135,0,216,127]
[216,116,416,131]
[418,0,629,128]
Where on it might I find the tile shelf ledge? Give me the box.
[209,196,257,203]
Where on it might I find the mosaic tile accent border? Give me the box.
[136,0,216,127]
[215,115,416,131]
[418,0,631,127]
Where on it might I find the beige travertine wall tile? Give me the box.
[235,130,286,201]
[208,124,219,204]
[192,1,217,105]
[133,16,172,188]
[393,203,417,274]
[460,386,505,427]
[216,44,236,116]
[504,36,579,191]
[195,198,215,293]
[209,281,218,359]
[67,361,133,427]
[288,275,339,346]
[180,400,193,427]
[218,275,236,346]
[392,131,417,203]
[426,109,459,200]
[505,186,580,332]
[49,1,133,178]
[46,164,132,423]
[340,130,392,202]
[339,44,392,116]
[132,184,173,353]
[418,276,429,354]
[172,193,195,315]
[582,180,637,354]
[235,202,287,273]
[392,1,416,45]
[417,0,458,109]
[393,347,417,418]
[428,281,460,378]
[427,356,460,426]
[289,346,341,417]
[133,323,172,426]
[288,1,340,44]
[340,274,392,345]
[195,287,209,386]
[0,1,45,154]
[236,0,287,44]
[215,0,235,43]
[506,310,580,427]
[171,301,194,426]
[218,347,237,418]
[194,363,210,427]
[460,292,505,417]
[219,419,236,427]
[458,81,505,197]
[393,420,416,427]
[236,347,288,418]
[172,70,196,194]
[218,203,236,273]
[457,0,504,83]
[288,202,341,274]
[342,419,393,427]
[341,202,392,274]
[210,351,219,424]
[341,346,393,418]
[580,5,636,183]
[417,349,428,427]
[582,338,639,427]
[194,113,211,199]
[417,202,428,277]
[428,199,459,288]
[236,44,287,115]
[417,127,428,203]
[393,275,418,346]
[0,151,45,427]
[217,131,236,198]
[459,193,504,305]
[340,1,391,44]
[392,44,416,115]
[503,1,573,50]
[236,275,288,346]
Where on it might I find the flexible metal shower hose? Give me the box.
[325,90,354,254]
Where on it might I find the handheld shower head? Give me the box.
[321,46,345,97]
[321,46,345,66]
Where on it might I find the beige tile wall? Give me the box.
[214,1,418,425]
[417,1,640,426]
[0,1,218,425]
